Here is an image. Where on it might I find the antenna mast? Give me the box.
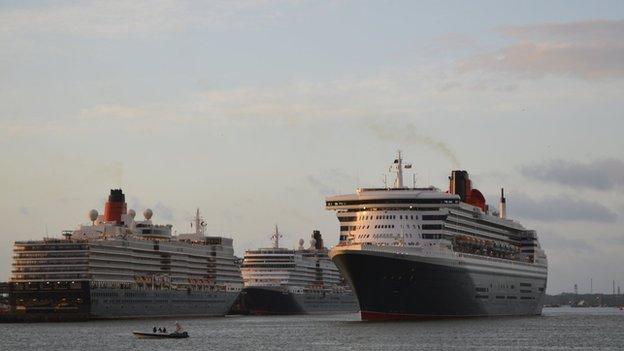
[271,224,282,249]
[194,208,206,236]
[395,151,404,188]
[389,150,412,188]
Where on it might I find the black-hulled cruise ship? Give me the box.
[238,227,358,315]
[8,189,243,321]
[327,152,548,320]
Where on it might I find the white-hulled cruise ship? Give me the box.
[8,189,242,321]
[238,227,358,315]
[327,152,548,320]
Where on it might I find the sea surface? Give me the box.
[1,307,622,351]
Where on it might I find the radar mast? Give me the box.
[194,208,206,236]
[271,224,282,249]
[390,151,412,188]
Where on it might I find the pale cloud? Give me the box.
[521,159,624,191]
[80,104,148,120]
[458,20,624,80]
[501,20,624,45]
[2,63,612,143]
[0,0,300,38]
[540,230,594,254]
[191,71,483,122]
[192,76,413,121]
[507,193,618,223]
[0,118,68,142]
[600,234,624,246]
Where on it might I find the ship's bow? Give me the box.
[330,244,487,320]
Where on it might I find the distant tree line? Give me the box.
[545,293,624,307]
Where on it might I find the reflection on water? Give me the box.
[1,308,623,351]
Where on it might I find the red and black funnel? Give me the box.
[104,189,127,223]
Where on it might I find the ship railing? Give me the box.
[452,243,531,263]
[454,251,547,269]
[351,242,546,270]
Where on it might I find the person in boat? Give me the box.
[153,327,157,333]
[175,321,183,333]
[163,327,167,333]
[158,327,162,333]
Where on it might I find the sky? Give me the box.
[1,0,623,294]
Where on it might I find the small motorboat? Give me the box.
[133,331,189,339]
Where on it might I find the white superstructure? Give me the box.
[12,208,242,292]
[327,152,547,270]
[240,227,344,293]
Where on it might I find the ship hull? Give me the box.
[239,286,358,315]
[331,249,546,321]
[90,288,239,319]
[5,282,239,322]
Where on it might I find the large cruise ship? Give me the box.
[238,227,358,315]
[327,152,548,320]
[8,189,243,321]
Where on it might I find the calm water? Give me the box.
[1,308,622,351]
